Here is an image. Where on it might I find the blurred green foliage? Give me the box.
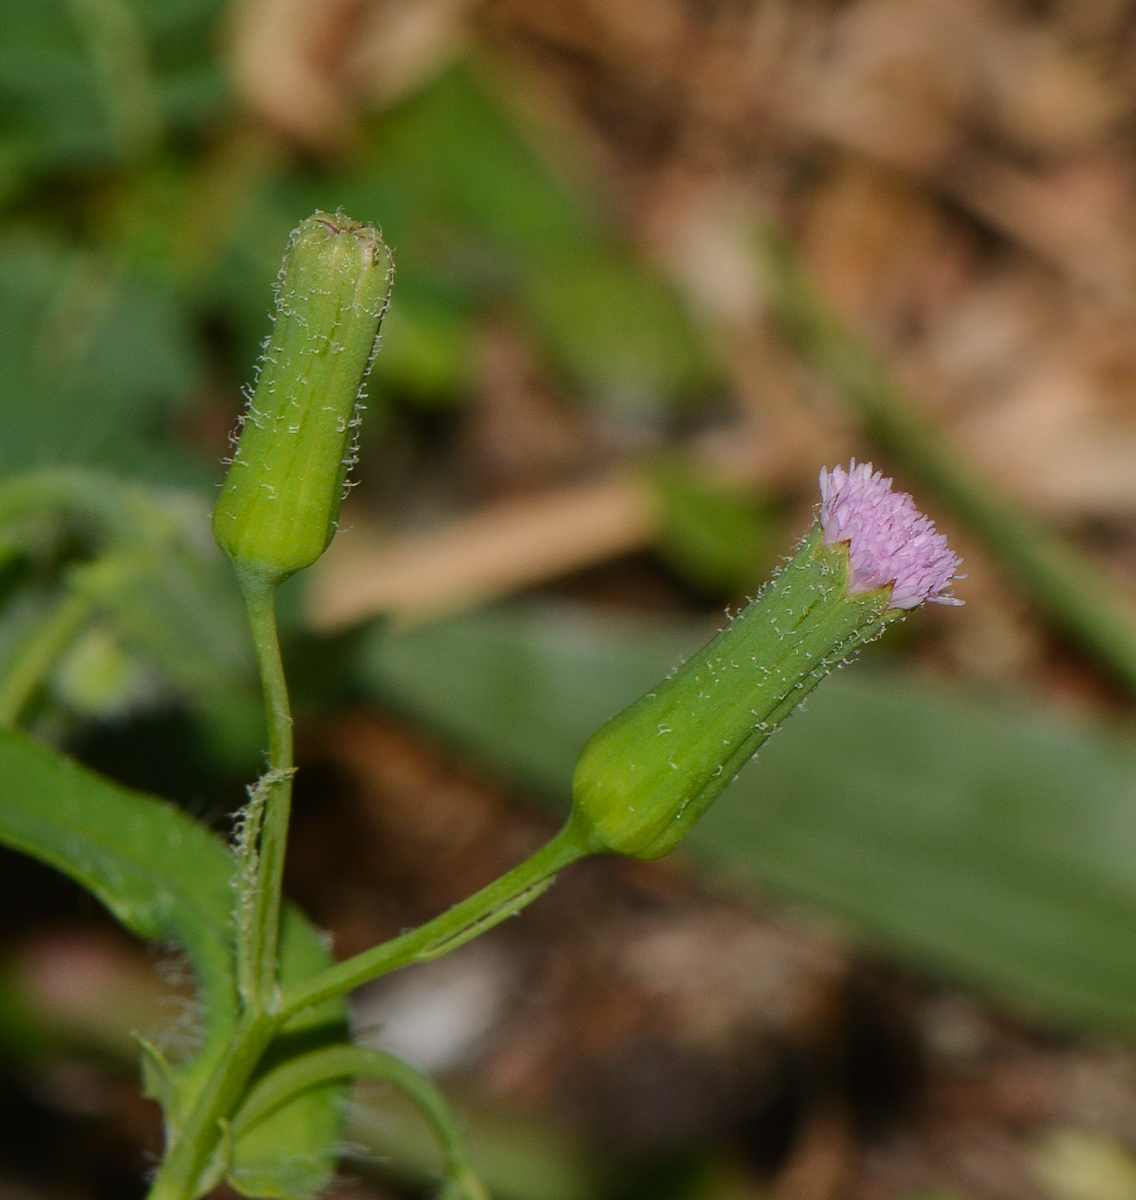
[0,232,203,480]
[648,457,774,595]
[0,0,724,753]
[5,0,1136,1038]
[0,0,225,191]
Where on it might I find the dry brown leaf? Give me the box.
[228,0,363,148]
[947,151,1136,304]
[341,0,474,107]
[304,473,658,630]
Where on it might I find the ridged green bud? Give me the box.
[570,463,962,861]
[570,527,897,859]
[213,212,394,585]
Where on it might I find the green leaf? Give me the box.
[647,458,774,596]
[231,1044,488,1200]
[358,600,1136,1033]
[0,728,347,1197]
[0,726,238,1043]
[524,253,712,410]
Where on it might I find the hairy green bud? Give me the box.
[570,527,900,860]
[570,462,962,861]
[213,212,394,585]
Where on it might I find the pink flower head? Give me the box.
[818,462,962,609]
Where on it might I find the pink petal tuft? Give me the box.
[818,462,962,609]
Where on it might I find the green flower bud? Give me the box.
[213,212,394,585]
[570,463,962,860]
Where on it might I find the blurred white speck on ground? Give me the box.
[350,942,512,1074]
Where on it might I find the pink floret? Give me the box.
[818,463,962,609]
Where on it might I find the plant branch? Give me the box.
[145,1012,279,1200]
[279,816,594,1019]
[234,572,293,1013]
[231,1045,489,1199]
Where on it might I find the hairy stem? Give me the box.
[145,820,588,1200]
[280,816,594,1022]
[147,559,590,1198]
[147,574,294,1200]
[234,573,293,1013]
[281,815,593,1019]
[145,1012,278,1200]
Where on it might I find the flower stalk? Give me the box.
[151,209,962,1200]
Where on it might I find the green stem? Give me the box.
[0,586,95,727]
[147,572,294,1200]
[147,563,589,1198]
[146,821,588,1200]
[759,229,1136,696]
[235,572,293,1012]
[230,1045,488,1198]
[145,1013,279,1200]
[280,816,593,1019]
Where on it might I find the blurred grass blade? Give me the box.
[361,601,712,797]
[66,0,162,158]
[361,601,1136,1032]
[0,585,95,726]
[218,63,716,417]
[757,228,1136,696]
[696,674,1136,1032]
[647,456,772,596]
[0,728,348,1197]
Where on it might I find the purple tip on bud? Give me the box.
[819,462,963,609]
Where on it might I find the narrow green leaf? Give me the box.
[0,728,347,1196]
[0,726,238,1046]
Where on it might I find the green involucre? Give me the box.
[213,212,394,584]
[570,526,902,860]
